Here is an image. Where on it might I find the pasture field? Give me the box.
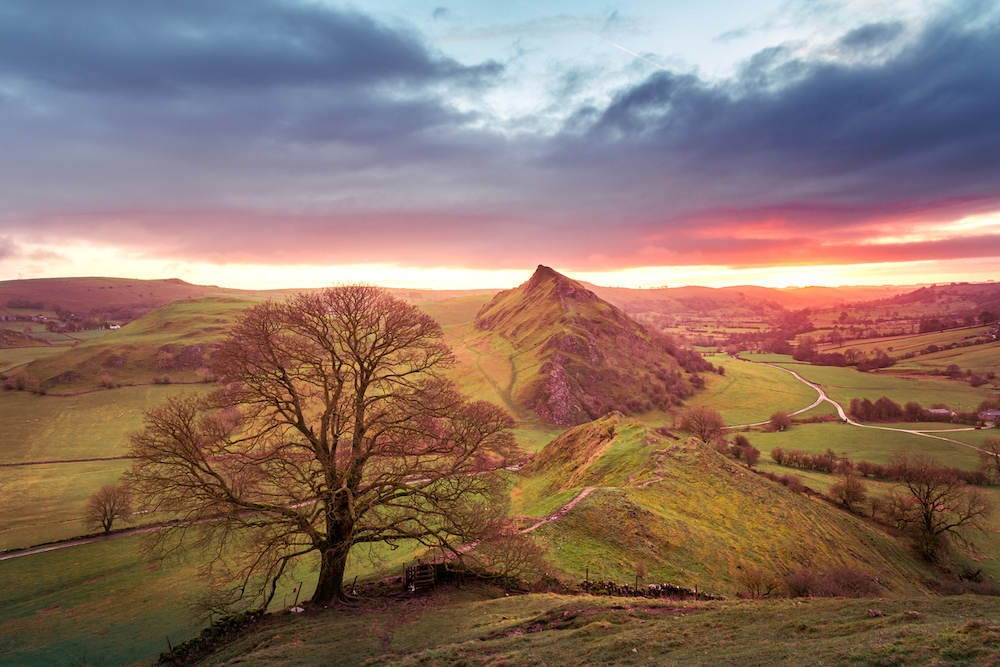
[742,422,982,470]
[414,294,492,326]
[0,460,131,550]
[0,346,65,372]
[0,538,206,667]
[754,357,994,412]
[688,354,818,425]
[895,342,1000,375]
[0,385,210,549]
[834,326,990,356]
[0,385,209,463]
[0,530,429,666]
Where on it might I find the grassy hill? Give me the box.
[515,414,932,595]
[17,297,252,391]
[474,266,706,426]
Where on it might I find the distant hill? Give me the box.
[474,266,711,426]
[587,283,916,319]
[876,282,1000,316]
[19,297,252,390]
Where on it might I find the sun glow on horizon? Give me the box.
[4,237,998,292]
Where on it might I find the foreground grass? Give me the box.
[196,586,1000,667]
[0,539,206,667]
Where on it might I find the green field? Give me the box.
[0,385,211,549]
[0,539,206,667]
[750,356,994,412]
[0,346,65,372]
[744,422,982,470]
[688,354,818,425]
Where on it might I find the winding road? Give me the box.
[727,358,991,455]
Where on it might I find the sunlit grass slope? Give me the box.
[515,414,931,596]
[23,297,251,390]
[195,589,1000,667]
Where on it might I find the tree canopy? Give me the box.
[126,285,517,607]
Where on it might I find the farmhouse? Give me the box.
[979,409,1000,423]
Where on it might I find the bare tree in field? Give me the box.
[125,286,517,608]
[884,453,993,562]
[678,406,725,444]
[85,484,132,534]
[979,437,1000,483]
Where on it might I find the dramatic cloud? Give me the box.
[1,0,998,282]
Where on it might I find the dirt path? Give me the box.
[519,487,596,533]
[731,358,991,455]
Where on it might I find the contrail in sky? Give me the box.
[589,33,670,71]
[511,1,671,72]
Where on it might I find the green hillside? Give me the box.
[187,588,1000,667]
[515,414,932,595]
[19,297,251,391]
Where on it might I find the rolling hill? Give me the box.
[516,413,932,594]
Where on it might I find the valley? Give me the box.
[1,269,999,666]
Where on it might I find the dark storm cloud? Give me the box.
[0,0,499,93]
[0,0,504,219]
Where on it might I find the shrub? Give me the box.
[768,411,791,432]
[783,566,881,598]
[829,472,867,511]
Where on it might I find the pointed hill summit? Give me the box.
[474,266,711,426]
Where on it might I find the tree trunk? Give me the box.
[311,543,350,605]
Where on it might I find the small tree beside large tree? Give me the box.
[85,484,132,534]
[125,286,517,608]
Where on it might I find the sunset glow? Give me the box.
[1,0,998,289]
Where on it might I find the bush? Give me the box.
[783,566,881,598]
[829,472,867,511]
[768,412,791,432]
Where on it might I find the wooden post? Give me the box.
[585,567,589,587]
[166,636,172,651]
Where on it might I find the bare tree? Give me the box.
[85,484,132,534]
[679,406,725,444]
[125,286,517,608]
[979,437,1000,483]
[884,453,993,561]
[829,472,867,511]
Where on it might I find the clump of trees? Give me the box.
[126,286,519,609]
[848,396,983,425]
[85,484,132,534]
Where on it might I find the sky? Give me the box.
[1,0,999,290]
